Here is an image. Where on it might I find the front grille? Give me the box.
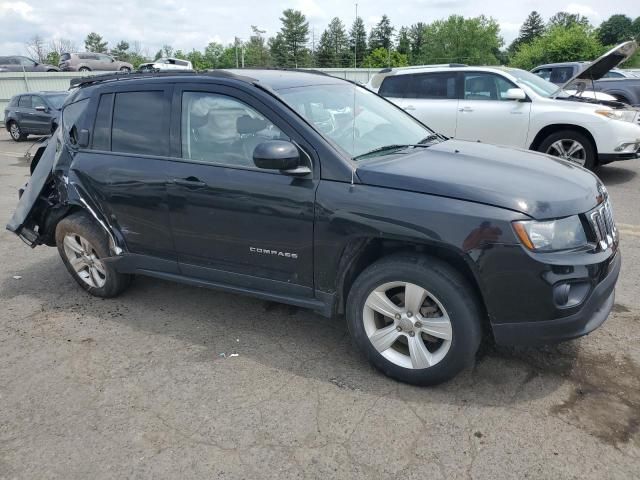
[588,200,617,251]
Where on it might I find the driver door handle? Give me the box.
[170,177,207,188]
[458,107,474,112]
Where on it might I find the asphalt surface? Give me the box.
[1,130,639,479]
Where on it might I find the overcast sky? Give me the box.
[1,0,639,58]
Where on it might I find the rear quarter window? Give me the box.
[8,96,19,107]
[379,75,411,98]
[62,98,90,143]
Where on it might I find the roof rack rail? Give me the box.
[69,69,253,88]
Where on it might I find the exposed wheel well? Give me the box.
[336,238,489,328]
[529,124,597,154]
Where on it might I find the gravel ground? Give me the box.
[1,130,639,479]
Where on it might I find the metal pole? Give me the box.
[235,37,239,68]
[354,3,358,68]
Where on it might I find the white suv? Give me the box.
[369,45,640,170]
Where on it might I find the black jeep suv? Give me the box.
[7,70,620,385]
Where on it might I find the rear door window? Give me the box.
[549,67,575,84]
[18,96,32,108]
[62,98,89,143]
[111,91,169,156]
[412,73,458,99]
[32,96,47,109]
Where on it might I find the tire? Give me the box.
[346,254,482,386]
[78,67,91,72]
[46,69,58,72]
[8,121,26,141]
[119,67,131,72]
[537,129,596,170]
[55,212,132,298]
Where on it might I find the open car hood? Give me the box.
[557,41,637,93]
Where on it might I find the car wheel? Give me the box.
[119,67,131,72]
[8,121,26,142]
[46,69,58,72]
[538,130,596,170]
[346,254,482,385]
[55,212,132,298]
[78,67,91,72]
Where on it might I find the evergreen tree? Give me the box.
[369,15,395,51]
[245,26,270,67]
[397,27,410,56]
[111,41,130,61]
[518,11,545,44]
[84,32,108,53]
[268,33,288,67]
[276,9,310,67]
[548,12,590,29]
[408,23,427,63]
[316,29,333,67]
[349,16,367,67]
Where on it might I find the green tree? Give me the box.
[203,42,225,68]
[162,45,174,58]
[186,49,207,70]
[548,12,590,29]
[420,15,503,65]
[363,47,408,68]
[154,49,163,61]
[634,17,640,38]
[245,26,270,67]
[368,15,395,51]
[510,24,605,70]
[84,32,108,53]
[275,9,310,67]
[348,16,367,67]
[316,17,349,67]
[509,10,545,54]
[111,41,130,61]
[597,14,634,45]
[408,23,427,63]
[397,27,410,56]
[268,33,288,67]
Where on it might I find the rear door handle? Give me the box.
[458,107,474,112]
[170,177,207,188]
[403,105,416,111]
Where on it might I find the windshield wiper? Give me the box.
[418,133,445,144]
[353,143,431,160]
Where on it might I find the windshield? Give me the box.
[506,69,564,97]
[46,94,67,110]
[278,83,434,158]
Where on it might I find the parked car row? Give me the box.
[0,56,59,72]
[368,41,640,170]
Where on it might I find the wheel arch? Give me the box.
[334,237,489,328]
[529,123,598,155]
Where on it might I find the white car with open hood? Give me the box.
[139,57,193,72]
[368,41,640,170]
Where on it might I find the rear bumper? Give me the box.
[492,251,620,346]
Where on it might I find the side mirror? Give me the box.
[34,105,47,112]
[253,140,309,176]
[77,128,90,148]
[505,88,527,101]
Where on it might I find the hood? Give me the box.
[558,40,637,91]
[355,140,602,220]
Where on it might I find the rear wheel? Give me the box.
[119,66,131,72]
[538,129,596,170]
[8,121,26,141]
[346,254,482,385]
[78,67,91,72]
[56,212,132,298]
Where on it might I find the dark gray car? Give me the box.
[0,56,60,72]
[58,52,133,72]
[3,91,67,141]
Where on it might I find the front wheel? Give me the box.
[537,130,596,170]
[56,212,132,298]
[346,254,482,385]
[78,67,91,72]
[119,67,131,72]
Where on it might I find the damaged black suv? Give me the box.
[7,70,621,385]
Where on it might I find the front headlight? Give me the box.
[595,109,638,123]
[513,216,587,251]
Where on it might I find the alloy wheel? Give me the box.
[9,123,21,140]
[63,234,107,288]
[545,139,586,166]
[362,281,452,369]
